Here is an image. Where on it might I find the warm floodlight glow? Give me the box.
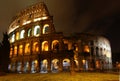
[34,25,40,37]
[42,41,48,51]
[25,43,30,54]
[84,45,90,52]
[23,20,31,25]
[43,24,49,34]
[20,30,25,39]
[12,34,15,42]
[33,18,41,22]
[8,25,19,34]
[82,59,86,64]
[33,17,48,22]
[19,45,23,55]
[42,16,48,20]
[33,42,39,52]
[14,46,17,55]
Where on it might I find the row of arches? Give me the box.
[9,57,112,73]
[9,24,50,43]
[9,58,71,73]
[10,40,60,57]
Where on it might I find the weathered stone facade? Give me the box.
[8,2,112,73]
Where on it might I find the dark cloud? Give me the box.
[0,0,120,52]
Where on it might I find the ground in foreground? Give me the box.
[0,72,119,81]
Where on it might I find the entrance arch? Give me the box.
[40,59,48,73]
[31,60,38,73]
[63,58,70,71]
[74,59,79,71]
[51,59,59,73]
[17,62,22,73]
[23,61,30,73]
[82,59,88,71]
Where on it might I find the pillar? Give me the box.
[59,59,63,72]
[47,59,51,72]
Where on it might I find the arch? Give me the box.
[74,59,79,71]
[84,45,90,53]
[72,43,78,51]
[82,59,88,70]
[20,30,25,39]
[42,41,48,51]
[52,40,59,51]
[17,62,22,73]
[10,47,13,57]
[24,61,30,73]
[33,42,39,53]
[27,28,32,37]
[51,59,59,72]
[40,59,48,73]
[14,46,17,56]
[25,43,30,54]
[31,60,38,73]
[11,34,15,42]
[16,32,19,40]
[11,62,16,72]
[34,25,40,36]
[8,64,12,71]
[19,45,23,55]
[43,24,49,34]
[63,58,70,71]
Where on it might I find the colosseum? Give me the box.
[8,2,112,73]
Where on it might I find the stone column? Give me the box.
[47,59,51,72]
[79,57,83,71]
[59,59,63,72]
[70,57,75,75]
[29,59,32,73]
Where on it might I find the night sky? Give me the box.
[0,0,120,53]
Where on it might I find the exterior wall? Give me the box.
[8,2,112,73]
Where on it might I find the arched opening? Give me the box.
[72,43,78,51]
[31,60,38,73]
[95,60,101,69]
[33,42,39,53]
[11,62,16,72]
[82,59,88,71]
[63,59,70,71]
[25,43,30,55]
[19,45,23,56]
[14,46,17,56]
[83,45,90,57]
[16,32,19,40]
[24,61,30,73]
[8,64,12,71]
[10,47,13,57]
[34,25,40,37]
[42,41,48,51]
[74,59,79,71]
[20,30,25,39]
[52,40,59,51]
[40,59,48,73]
[51,59,59,73]
[11,34,15,42]
[43,24,49,34]
[27,29,32,37]
[17,62,22,73]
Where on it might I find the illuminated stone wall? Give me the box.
[8,2,112,73]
